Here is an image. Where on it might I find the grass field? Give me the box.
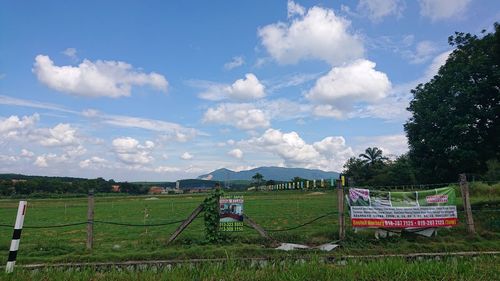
[0,256,498,281]
[0,184,499,266]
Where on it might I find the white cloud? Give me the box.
[33,153,70,168]
[20,149,34,158]
[82,109,201,140]
[39,123,79,147]
[355,134,408,158]
[79,156,107,168]
[287,0,305,18]
[0,95,77,114]
[62,48,78,61]
[154,166,181,173]
[419,0,471,21]
[357,50,452,120]
[357,0,405,21]
[423,50,452,80]
[112,137,154,165]
[228,148,243,159]
[258,2,364,65]
[312,105,344,119]
[181,152,194,160]
[404,41,439,64]
[34,155,48,167]
[33,55,168,98]
[202,98,310,130]
[197,73,266,101]
[242,128,354,171]
[224,56,245,70]
[0,114,39,138]
[306,59,391,118]
[203,103,270,130]
[0,155,18,163]
[266,72,322,92]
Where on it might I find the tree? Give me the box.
[405,23,500,183]
[251,173,264,187]
[359,147,388,166]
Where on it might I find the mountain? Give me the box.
[198,167,339,182]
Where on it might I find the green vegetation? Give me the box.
[0,174,148,196]
[343,151,417,187]
[405,23,500,183]
[0,186,498,265]
[0,256,498,281]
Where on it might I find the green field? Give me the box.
[0,184,499,266]
[0,256,498,281]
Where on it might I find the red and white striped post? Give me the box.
[5,201,27,273]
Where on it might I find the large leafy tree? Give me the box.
[405,23,500,183]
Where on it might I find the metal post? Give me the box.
[6,201,27,273]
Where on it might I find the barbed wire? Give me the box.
[0,217,198,229]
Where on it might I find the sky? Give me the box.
[1,0,499,181]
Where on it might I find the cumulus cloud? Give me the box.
[287,0,305,17]
[258,1,364,65]
[242,128,354,171]
[79,156,107,168]
[197,73,266,101]
[357,50,452,120]
[357,0,405,21]
[180,152,194,160]
[34,155,49,167]
[20,149,34,158]
[0,114,39,138]
[33,55,168,98]
[419,0,471,21]
[202,99,310,130]
[112,137,155,165]
[202,103,270,130]
[224,56,245,70]
[228,148,243,159]
[33,153,70,168]
[39,123,79,147]
[306,59,391,118]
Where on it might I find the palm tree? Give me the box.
[359,147,388,166]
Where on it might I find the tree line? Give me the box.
[0,174,148,196]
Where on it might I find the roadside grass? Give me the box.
[0,184,498,265]
[0,256,498,281]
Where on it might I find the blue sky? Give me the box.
[1,0,499,181]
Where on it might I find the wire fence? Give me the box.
[0,181,498,265]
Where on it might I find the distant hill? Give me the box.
[198,167,339,182]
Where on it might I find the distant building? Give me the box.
[148,186,164,194]
[111,185,121,192]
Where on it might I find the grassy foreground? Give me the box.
[0,256,498,281]
[0,184,499,264]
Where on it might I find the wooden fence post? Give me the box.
[86,188,94,250]
[459,174,475,235]
[337,181,346,240]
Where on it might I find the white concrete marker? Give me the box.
[5,201,27,273]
